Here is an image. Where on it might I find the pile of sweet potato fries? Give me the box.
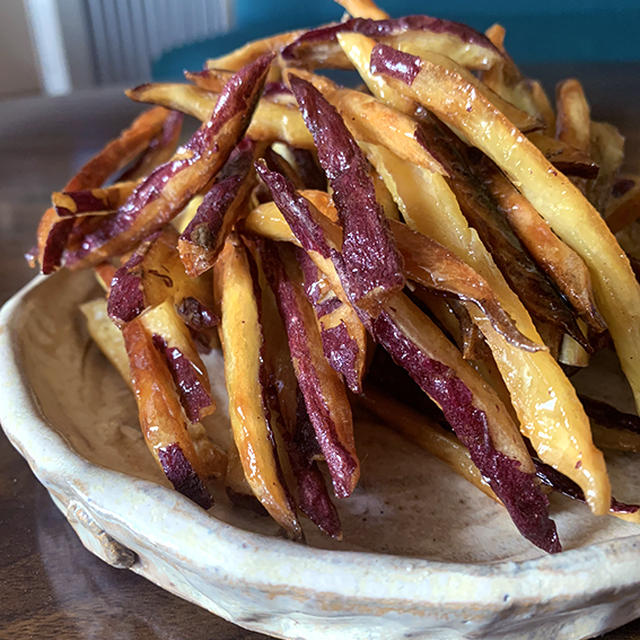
[31,0,640,553]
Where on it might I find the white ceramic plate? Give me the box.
[3,270,640,640]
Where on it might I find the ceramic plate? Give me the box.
[2,270,640,640]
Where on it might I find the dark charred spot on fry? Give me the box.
[177,296,219,331]
[580,396,640,436]
[534,458,639,515]
[612,177,636,199]
[147,268,173,288]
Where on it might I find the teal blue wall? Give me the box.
[234,0,639,63]
[153,1,640,81]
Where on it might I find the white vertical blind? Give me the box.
[24,0,72,95]
[84,0,232,85]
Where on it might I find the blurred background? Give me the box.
[1,0,639,99]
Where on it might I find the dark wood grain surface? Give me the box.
[1,64,640,640]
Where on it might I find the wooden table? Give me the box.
[1,65,640,640]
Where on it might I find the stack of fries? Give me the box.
[30,0,640,553]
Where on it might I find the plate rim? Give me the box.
[3,272,640,620]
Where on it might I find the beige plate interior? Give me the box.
[2,270,640,640]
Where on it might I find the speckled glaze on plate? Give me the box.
[2,270,640,640]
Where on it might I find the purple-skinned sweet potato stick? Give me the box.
[108,226,215,329]
[281,16,502,71]
[52,181,139,218]
[287,389,342,537]
[295,246,368,393]
[370,293,560,553]
[256,238,360,499]
[152,334,214,423]
[251,165,559,552]
[140,299,216,422]
[119,110,184,181]
[285,76,405,313]
[291,147,327,190]
[178,138,258,277]
[36,106,170,273]
[253,163,539,352]
[123,319,213,509]
[64,53,274,269]
[533,457,638,515]
[255,256,342,537]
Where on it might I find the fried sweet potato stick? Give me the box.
[361,140,585,348]
[252,172,558,549]
[606,177,640,233]
[334,0,389,20]
[80,298,130,382]
[289,76,404,313]
[370,42,640,417]
[256,239,359,499]
[592,425,640,454]
[127,82,315,150]
[587,121,625,213]
[107,227,215,330]
[375,293,560,551]
[52,181,139,217]
[481,24,555,132]
[368,42,614,514]
[83,294,225,478]
[533,459,640,524]
[37,106,170,273]
[285,391,343,537]
[527,132,599,179]
[213,236,301,537]
[251,243,342,537]
[178,138,258,276]
[206,30,305,71]
[295,247,368,393]
[126,83,218,121]
[123,319,213,509]
[282,15,503,71]
[139,300,215,423]
[66,54,273,268]
[478,161,604,333]
[184,69,228,93]
[359,388,497,502]
[555,79,591,154]
[119,110,184,181]
[284,69,446,175]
